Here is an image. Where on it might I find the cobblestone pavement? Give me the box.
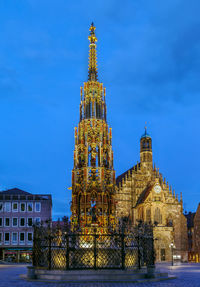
[0,263,200,287]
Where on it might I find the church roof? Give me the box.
[0,188,31,195]
[136,185,153,206]
[116,163,141,187]
[141,127,151,139]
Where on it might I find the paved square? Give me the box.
[0,263,200,287]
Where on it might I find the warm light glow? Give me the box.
[53,250,66,268]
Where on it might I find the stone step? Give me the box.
[37,273,145,280]
[36,272,168,281]
[36,268,146,275]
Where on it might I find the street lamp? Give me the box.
[169,243,175,266]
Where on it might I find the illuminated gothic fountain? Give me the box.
[70,23,116,235]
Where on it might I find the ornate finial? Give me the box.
[145,121,147,135]
[88,22,98,81]
[88,22,97,43]
[141,121,151,139]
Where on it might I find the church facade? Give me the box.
[115,129,188,262]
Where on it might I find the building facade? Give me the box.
[185,204,200,262]
[0,188,52,262]
[115,129,188,262]
[185,211,195,261]
[193,204,200,262]
[70,23,116,233]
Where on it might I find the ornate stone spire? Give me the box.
[71,24,116,233]
[88,22,98,81]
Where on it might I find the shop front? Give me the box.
[188,252,199,263]
[2,248,32,263]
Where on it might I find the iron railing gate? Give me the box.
[33,225,155,270]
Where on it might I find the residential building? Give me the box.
[185,204,200,262]
[185,211,195,261]
[0,188,52,262]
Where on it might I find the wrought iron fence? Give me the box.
[32,223,155,270]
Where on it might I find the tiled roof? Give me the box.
[0,188,31,195]
[116,163,141,187]
[136,185,153,206]
[185,212,196,228]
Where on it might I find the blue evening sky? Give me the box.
[0,0,199,219]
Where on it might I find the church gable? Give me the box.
[136,185,153,205]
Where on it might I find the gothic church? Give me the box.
[116,128,188,261]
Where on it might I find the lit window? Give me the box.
[5,233,10,243]
[5,218,10,227]
[35,202,41,212]
[12,202,18,212]
[12,232,18,243]
[20,203,26,212]
[0,202,3,212]
[27,233,33,242]
[20,232,25,242]
[20,218,25,227]
[28,218,33,227]
[12,218,18,227]
[5,202,11,212]
[27,202,33,212]
[0,218,2,227]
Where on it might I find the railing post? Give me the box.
[48,234,52,270]
[137,235,141,269]
[66,234,69,270]
[94,233,97,269]
[121,233,125,269]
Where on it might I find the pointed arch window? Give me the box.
[90,101,92,117]
[96,102,99,118]
[139,207,144,221]
[96,146,100,167]
[146,207,151,223]
[167,215,173,227]
[93,101,96,117]
[86,102,89,119]
[88,146,92,166]
[154,207,162,224]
